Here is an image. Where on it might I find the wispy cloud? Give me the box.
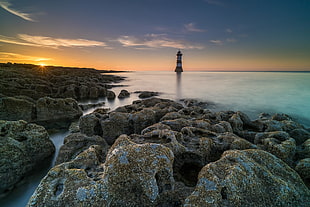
[184,23,206,32]
[0,52,52,62]
[0,0,36,22]
[226,38,237,43]
[210,40,223,45]
[117,34,204,49]
[0,34,107,49]
[226,28,233,33]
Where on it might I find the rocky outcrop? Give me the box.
[0,120,55,196]
[27,98,310,206]
[136,91,160,98]
[36,97,82,123]
[0,96,35,122]
[106,90,116,100]
[118,89,130,98]
[184,149,310,207]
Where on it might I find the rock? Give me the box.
[89,87,99,98]
[289,128,310,145]
[55,133,108,165]
[137,91,159,98]
[118,89,130,98]
[106,90,116,100]
[296,138,310,160]
[0,120,55,196]
[27,145,106,207]
[255,131,296,165]
[295,158,310,187]
[102,135,175,206]
[79,113,105,136]
[130,108,157,134]
[161,118,191,132]
[0,97,35,122]
[79,102,105,111]
[101,112,132,145]
[36,97,82,123]
[184,149,310,207]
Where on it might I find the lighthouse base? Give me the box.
[175,67,183,72]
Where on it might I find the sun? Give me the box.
[39,63,46,67]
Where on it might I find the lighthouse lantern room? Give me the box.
[175,50,183,72]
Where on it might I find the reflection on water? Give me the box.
[176,72,182,100]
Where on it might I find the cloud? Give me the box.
[0,52,52,62]
[0,34,107,49]
[226,38,237,43]
[0,0,36,21]
[184,23,206,32]
[205,0,225,6]
[117,35,204,49]
[210,40,223,45]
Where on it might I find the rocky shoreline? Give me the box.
[1,63,310,206]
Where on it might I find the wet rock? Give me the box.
[79,102,105,111]
[56,133,108,165]
[296,138,310,160]
[0,96,35,122]
[161,118,191,132]
[118,89,130,98]
[0,120,55,196]
[137,91,160,98]
[130,108,157,134]
[184,149,310,207]
[106,90,116,100]
[295,158,310,187]
[36,97,82,123]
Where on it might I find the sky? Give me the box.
[0,0,310,71]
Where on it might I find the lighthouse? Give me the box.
[175,50,183,72]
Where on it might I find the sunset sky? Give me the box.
[0,0,309,71]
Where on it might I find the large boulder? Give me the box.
[27,135,176,207]
[184,149,310,207]
[0,120,55,196]
[36,97,82,123]
[0,97,35,122]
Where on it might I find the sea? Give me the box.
[1,71,309,207]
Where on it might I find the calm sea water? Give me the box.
[1,71,309,207]
[110,71,310,128]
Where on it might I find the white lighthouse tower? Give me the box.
[175,50,183,72]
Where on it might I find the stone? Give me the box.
[0,97,35,122]
[36,97,82,123]
[55,133,108,165]
[102,135,175,206]
[106,90,116,100]
[289,128,310,145]
[79,113,105,137]
[137,91,159,98]
[0,120,55,196]
[130,108,157,134]
[295,158,310,187]
[184,149,310,207]
[101,112,132,145]
[296,138,310,160]
[27,145,106,207]
[118,89,130,98]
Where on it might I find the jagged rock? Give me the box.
[0,120,55,196]
[101,112,132,144]
[184,149,310,207]
[36,97,82,123]
[295,158,310,187]
[255,131,296,165]
[161,118,191,132]
[289,128,310,145]
[106,90,116,100]
[160,111,187,121]
[296,138,310,160]
[79,113,105,136]
[79,102,105,111]
[0,97,35,122]
[118,89,130,98]
[130,108,157,133]
[55,133,108,165]
[27,145,106,207]
[102,135,175,206]
[89,87,99,98]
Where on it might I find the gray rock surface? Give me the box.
[0,120,55,196]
